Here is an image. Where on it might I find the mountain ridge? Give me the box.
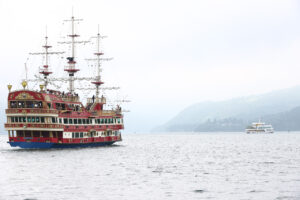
[155,86,300,132]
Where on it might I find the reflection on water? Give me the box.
[1,132,300,200]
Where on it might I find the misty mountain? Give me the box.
[155,86,300,132]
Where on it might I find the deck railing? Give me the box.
[5,123,64,129]
[6,108,58,115]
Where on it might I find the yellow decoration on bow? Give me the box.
[7,84,12,92]
[21,81,27,89]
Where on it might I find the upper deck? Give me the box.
[6,89,123,118]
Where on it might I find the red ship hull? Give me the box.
[8,135,121,149]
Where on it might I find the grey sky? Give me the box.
[1,0,300,132]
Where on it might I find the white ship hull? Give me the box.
[246,129,274,134]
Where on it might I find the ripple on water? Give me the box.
[193,189,206,193]
[1,133,300,200]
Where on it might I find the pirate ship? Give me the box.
[4,16,124,148]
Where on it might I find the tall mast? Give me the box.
[29,28,63,91]
[40,33,52,90]
[64,15,81,94]
[91,25,104,100]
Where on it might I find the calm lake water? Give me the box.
[0,132,300,200]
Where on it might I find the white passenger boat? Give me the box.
[245,121,274,134]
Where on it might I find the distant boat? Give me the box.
[245,121,274,134]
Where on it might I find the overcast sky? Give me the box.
[1,0,300,132]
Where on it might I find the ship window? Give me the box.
[25,101,33,108]
[41,117,45,123]
[78,119,82,124]
[52,117,56,123]
[17,101,25,108]
[36,117,40,123]
[69,118,73,124]
[59,118,62,124]
[74,119,78,124]
[86,119,90,124]
[55,103,61,110]
[11,117,15,122]
[75,132,79,138]
[47,103,51,109]
[72,132,74,138]
[64,118,68,124]
[80,132,83,138]
[10,101,17,108]
[32,117,35,123]
[104,119,107,124]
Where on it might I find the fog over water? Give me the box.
[1,1,300,132]
[1,133,300,200]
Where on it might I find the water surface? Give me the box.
[0,132,300,200]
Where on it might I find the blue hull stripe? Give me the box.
[8,141,116,149]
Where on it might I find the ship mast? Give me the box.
[91,26,104,100]
[64,15,82,95]
[40,33,52,90]
[29,28,64,91]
